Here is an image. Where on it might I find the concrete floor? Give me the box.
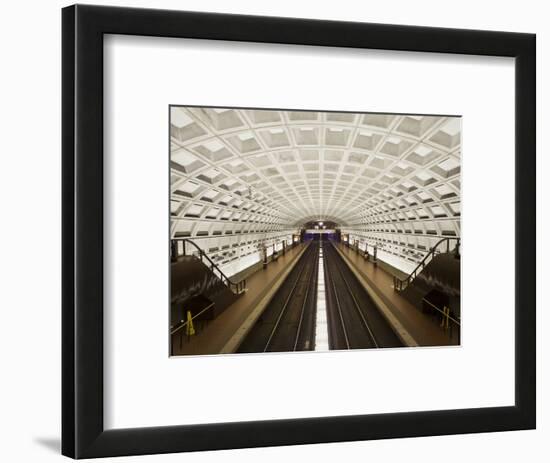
[171,243,308,356]
[335,243,459,346]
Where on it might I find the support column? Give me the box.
[170,240,178,262]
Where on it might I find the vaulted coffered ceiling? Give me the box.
[170,106,461,268]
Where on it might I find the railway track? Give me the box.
[237,242,319,353]
[324,243,403,350]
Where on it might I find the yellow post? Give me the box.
[185,310,195,336]
[440,306,450,330]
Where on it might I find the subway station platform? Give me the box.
[334,243,458,347]
[172,238,458,356]
[169,108,463,355]
[171,243,308,356]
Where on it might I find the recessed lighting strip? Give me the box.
[314,240,329,351]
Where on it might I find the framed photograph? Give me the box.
[62,4,536,459]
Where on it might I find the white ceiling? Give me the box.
[170,106,461,266]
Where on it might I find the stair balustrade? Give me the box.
[393,237,460,292]
[171,238,247,295]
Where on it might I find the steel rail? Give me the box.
[292,246,319,351]
[263,244,314,352]
[329,243,379,348]
[324,248,351,350]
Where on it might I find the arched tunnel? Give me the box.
[169,106,461,356]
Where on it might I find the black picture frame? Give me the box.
[62,4,536,459]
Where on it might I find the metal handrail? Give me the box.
[170,302,214,335]
[171,238,247,295]
[393,237,460,292]
[422,298,460,327]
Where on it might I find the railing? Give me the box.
[171,238,247,295]
[393,237,460,292]
[170,301,215,353]
[422,298,460,339]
